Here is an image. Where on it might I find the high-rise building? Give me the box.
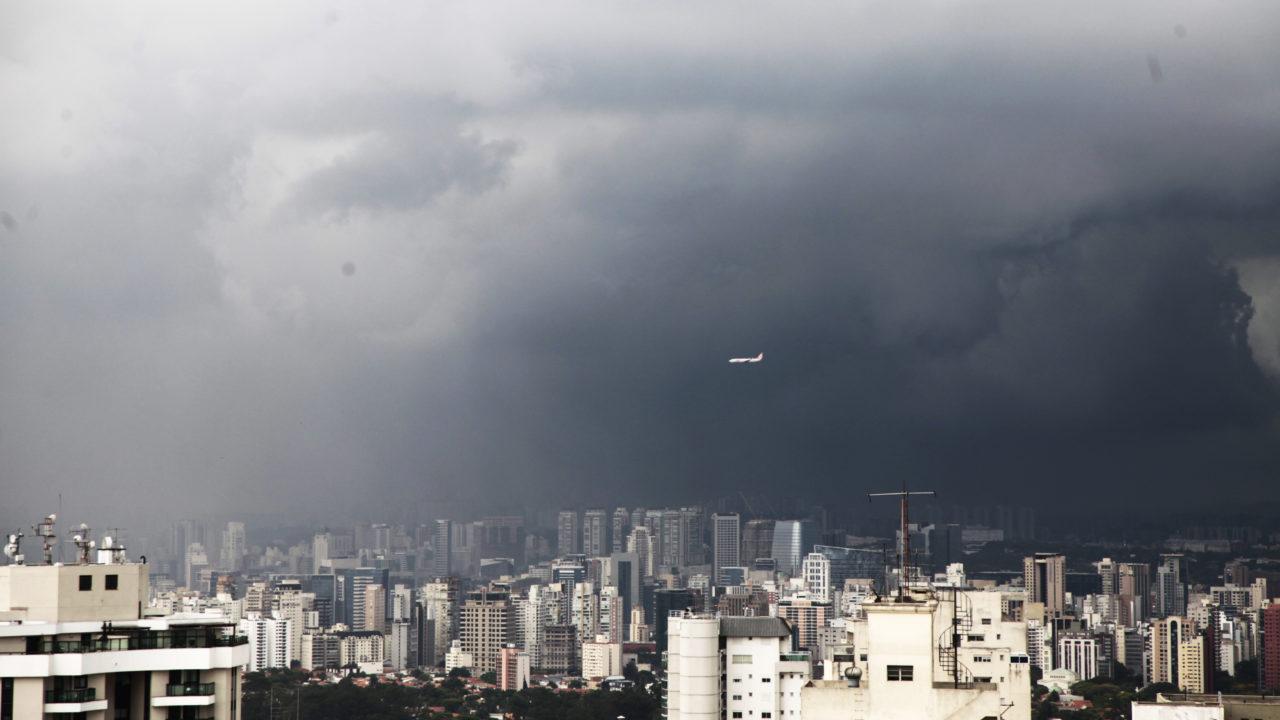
[432,519,453,577]
[498,644,531,690]
[1149,616,1189,686]
[336,567,390,631]
[363,584,387,632]
[422,577,460,666]
[1096,557,1118,596]
[459,587,512,673]
[1118,562,1151,625]
[1156,554,1187,619]
[802,552,832,603]
[1264,603,1280,692]
[558,511,580,556]
[1023,553,1066,617]
[776,595,831,651]
[612,507,631,554]
[581,634,624,680]
[240,612,294,671]
[712,513,741,586]
[0,555,248,719]
[583,509,610,557]
[654,588,696,654]
[741,519,776,566]
[771,520,817,577]
[220,521,246,571]
[626,527,656,578]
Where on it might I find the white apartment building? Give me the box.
[802,553,831,603]
[803,587,1031,720]
[581,635,623,680]
[0,557,249,720]
[666,615,809,720]
[238,612,293,671]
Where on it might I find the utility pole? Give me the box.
[868,481,936,600]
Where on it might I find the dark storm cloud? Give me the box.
[2,1,1280,528]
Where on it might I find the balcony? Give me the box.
[46,689,96,703]
[153,682,216,707]
[27,629,248,655]
[44,688,108,714]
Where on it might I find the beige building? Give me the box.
[0,559,248,719]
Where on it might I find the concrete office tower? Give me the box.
[220,521,246,571]
[627,527,656,578]
[654,588,697,654]
[1023,553,1066,617]
[712,513,741,586]
[184,542,210,590]
[1097,557,1118,596]
[1118,562,1151,625]
[571,581,601,641]
[498,644,531,690]
[313,531,332,572]
[540,624,578,673]
[1224,559,1251,587]
[338,567,390,630]
[771,520,817,578]
[422,578,460,666]
[629,608,651,642]
[1177,634,1208,694]
[612,508,631,554]
[558,511,580,556]
[666,615,809,720]
[659,510,691,570]
[459,587,511,673]
[583,509,610,557]
[371,523,392,555]
[803,552,832,603]
[432,520,452,577]
[1057,632,1102,680]
[363,584,387,632]
[741,519,775,567]
[388,620,413,671]
[0,556,248,719]
[1156,554,1187,619]
[582,634,624,680]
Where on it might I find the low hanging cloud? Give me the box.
[1,0,1279,529]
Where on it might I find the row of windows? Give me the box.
[78,574,119,591]
[886,664,914,681]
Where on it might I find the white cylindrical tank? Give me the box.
[667,617,682,718]
[680,617,720,720]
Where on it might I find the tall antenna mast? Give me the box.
[34,514,58,565]
[869,481,936,600]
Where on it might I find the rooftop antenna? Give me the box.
[3,531,23,565]
[71,523,95,564]
[34,514,57,565]
[869,481,936,601]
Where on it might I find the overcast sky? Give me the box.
[3,1,1280,526]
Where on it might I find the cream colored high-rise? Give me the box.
[0,561,249,719]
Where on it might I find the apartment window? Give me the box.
[732,695,742,701]
[967,634,984,642]
[1,677,12,720]
[732,654,753,664]
[79,575,92,591]
[859,654,867,661]
[105,574,119,590]
[974,655,992,663]
[981,618,992,625]
[761,677,771,683]
[763,714,772,718]
[732,714,742,719]
[886,665,913,681]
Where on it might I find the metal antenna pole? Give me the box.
[868,484,936,600]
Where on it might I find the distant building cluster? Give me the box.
[15,501,1280,720]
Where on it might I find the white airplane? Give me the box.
[729,353,764,364]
